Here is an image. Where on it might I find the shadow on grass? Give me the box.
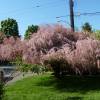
[37,75,100,94]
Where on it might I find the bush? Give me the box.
[0,37,24,61]
[94,30,100,40]
[43,38,100,77]
[19,64,30,72]
[0,82,4,100]
[23,24,88,64]
[30,64,46,74]
[49,59,71,78]
[69,39,100,75]
[43,54,73,78]
[14,57,46,74]
[0,24,99,77]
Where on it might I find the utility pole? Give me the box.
[69,0,75,32]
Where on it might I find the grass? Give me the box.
[4,73,100,100]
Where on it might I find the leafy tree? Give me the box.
[0,18,19,37]
[24,25,39,39]
[82,22,92,32]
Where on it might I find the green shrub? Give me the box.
[19,63,30,72]
[44,58,72,78]
[30,64,46,74]
[94,30,100,40]
[13,57,31,72]
[13,56,46,74]
[0,82,4,100]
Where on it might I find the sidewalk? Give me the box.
[5,72,34,86]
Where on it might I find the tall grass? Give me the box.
[0,24,99,75]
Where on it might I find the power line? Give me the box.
[57,20,70,26]
[56,11,100,18]
[0,1,64,15]
[78,11,100,16]
[35,0,64,7]
[56,14,79,18]
[34,1,64,9]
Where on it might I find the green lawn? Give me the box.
[4,73,100,100]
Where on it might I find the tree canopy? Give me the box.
[0,18,19,37]
[24,25,39,39]
[82,22,92,32]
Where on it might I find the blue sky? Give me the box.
[0,0,100,37]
